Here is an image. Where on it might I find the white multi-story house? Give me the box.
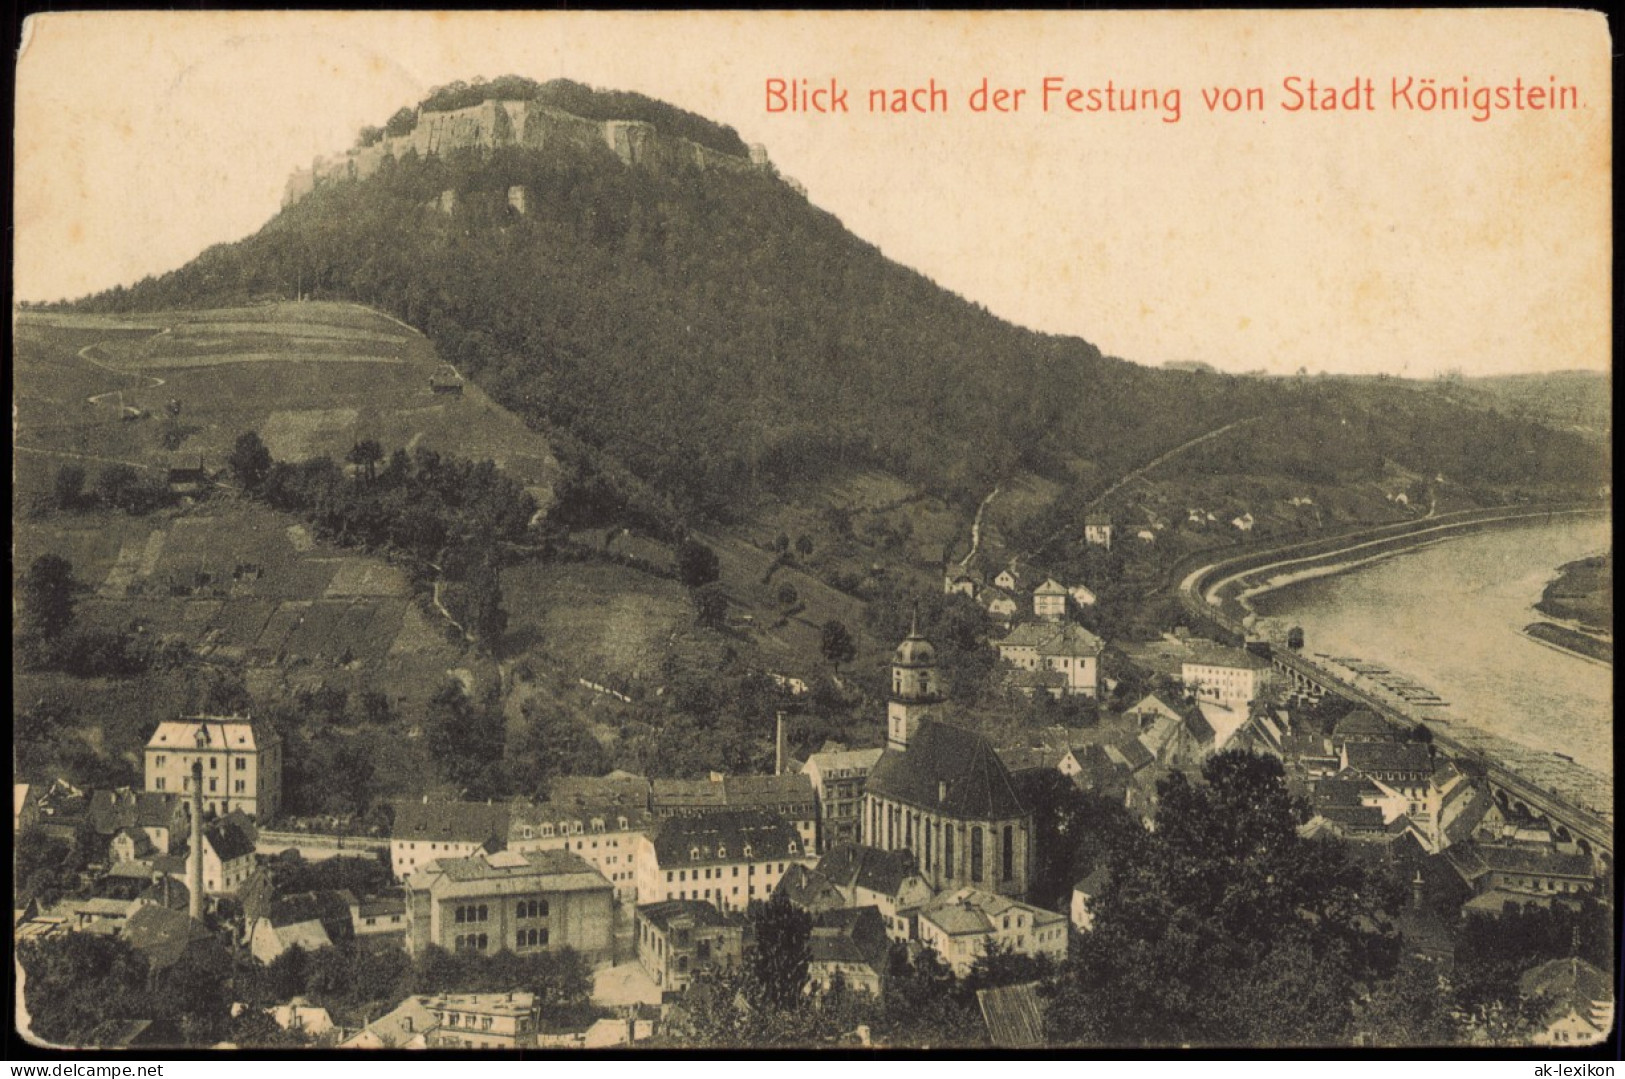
[1032,579,1069,622]
[917,888,1068,976]
[390,801,511,881]
[1083,516,1113,550]
[144,716,282,820]
[1179,644,1272,710]
[508,801,651,901]
[633,809,811,912]
[996,623,1103,698]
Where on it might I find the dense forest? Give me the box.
[78,84,1609,523]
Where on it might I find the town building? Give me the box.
[339,997,437,1049]
[423,992,541,1050]
[508,798,651,900]
[651,773,817,853]
[634,899,747,993]
[980,587,1020,622]
[1179,643,1273,710]
[1083,515,1113,550]
[993,562,1031,593]
[88,789,188,854]
[773,863,849,915]
[267,999,336,1040]
[916,888,1068,976]
[247,890,355,964]
[350,895,408,945]
[1070,864,1110,933]
[864,628,1034,898]
[802,747,884,851]
[995,623,1103,698]
[813,843,935,940]
[1518,958,1614,1046]
[390,800,511,880]
[806,906,891,996]
[143,716,282,820]
[633,809,811,912]
[121,904,220,975]
[404,848,614,962]
[189,817,257,896]
[1447,841,1597,915]
[1032,578,1069,621]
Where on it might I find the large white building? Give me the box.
[633,809,811,912]
[996,622,1104,698]
[143,717,282,820]
[1180,643,1273,710]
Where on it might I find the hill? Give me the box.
[71,79,1607,526]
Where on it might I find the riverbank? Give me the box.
[1190,504,1609,627]
[1536,551,1612,634]
[1523,622,1612,666]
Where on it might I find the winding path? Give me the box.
[78,339,169,410]
[1085,415,1261,512]
[1020,415,1262,559]
[959,485,1000,568]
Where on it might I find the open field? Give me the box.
[14,302,561,502]
[500,561,692,686]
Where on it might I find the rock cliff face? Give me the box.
[283,99,787,208]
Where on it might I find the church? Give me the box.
[861,621,1034,898]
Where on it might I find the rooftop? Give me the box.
[815,844,922,898]
[637,899,736,932]
[651,810,803,867]
[867,720,1028,821]
[978,982,1046,1048]
[392,800,511,846]
[146,716,278,751]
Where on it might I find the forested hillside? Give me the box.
[77,83,1609,522]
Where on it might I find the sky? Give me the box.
[14,10,1612,378]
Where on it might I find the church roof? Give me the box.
[866,720,1027,821]
[893,629,936,667]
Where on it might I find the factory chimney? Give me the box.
[189,761,205,921]
[775,712,788,775]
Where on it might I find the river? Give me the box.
[1249,516,1613,775]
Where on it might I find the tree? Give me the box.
[795,534,814,557]
[777,584,798,608]
[228,431,274,491]
[819,619,856,671]
[693,582,728,629]
[422,682,506,798]
[53,464,86,510]
[346,438,384,485]
[1046,750,1400,1047]
[749,891,812,1011]
[677,539,721,589]
[20,554,78,641]
[93,463,168,514]
[462,558,508,650]
[17,934,151,1044]
[358,690,395,726]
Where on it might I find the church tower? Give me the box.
[888,610,943,752]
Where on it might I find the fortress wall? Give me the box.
[283,99,775,207]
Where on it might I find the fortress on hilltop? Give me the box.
[282,99,799,208]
